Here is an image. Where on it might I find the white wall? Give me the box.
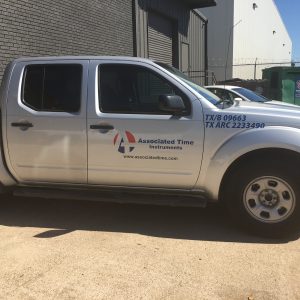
[200,0,234,81]
[201,0,292,82]
[233,0,292,79]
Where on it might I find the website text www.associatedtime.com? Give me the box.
[123,154,178,161]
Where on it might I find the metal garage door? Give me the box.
[148,12,174,65]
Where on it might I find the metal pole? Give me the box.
[204,19,209,85]
[224,20,242,82]
[254,58,258,80]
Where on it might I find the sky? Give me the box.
[275,0,300,61]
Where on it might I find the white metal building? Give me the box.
[201,0,292,81]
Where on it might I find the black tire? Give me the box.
[224,158,300,238]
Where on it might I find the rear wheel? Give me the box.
[225,159,300,238]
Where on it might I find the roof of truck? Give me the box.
[13,56,154,63]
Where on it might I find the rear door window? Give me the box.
[22,64,82,112]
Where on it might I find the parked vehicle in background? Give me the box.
[1,56,300,238]
[206,85,299,109]
[205,85,270,103]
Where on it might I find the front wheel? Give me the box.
[225,161,300,238]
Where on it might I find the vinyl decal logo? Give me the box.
[114,131,136,154]
[113,130,194,161]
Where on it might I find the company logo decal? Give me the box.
[114,131,136,154]
[113,130,194,161]
[297,80,300,90]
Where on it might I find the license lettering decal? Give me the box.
[205,114,265,129]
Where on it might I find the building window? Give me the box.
[22,64,82,112]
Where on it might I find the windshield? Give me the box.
[232,87,270,103]
[156,62,220,105]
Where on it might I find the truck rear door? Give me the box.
[5,59,88,184]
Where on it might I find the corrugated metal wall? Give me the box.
[148,12,174,65]
[188,10,206,84]
[135,0,207,85]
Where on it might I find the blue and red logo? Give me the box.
[114,131,136,154]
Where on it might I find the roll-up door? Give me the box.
[148,12,174,65]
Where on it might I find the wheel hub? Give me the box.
[258,189,279,208]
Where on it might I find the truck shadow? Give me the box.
[0,196,299,243]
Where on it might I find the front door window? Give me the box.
[98,64,190,115]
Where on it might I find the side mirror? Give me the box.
[158,95,186,115]
[234,97,243,101]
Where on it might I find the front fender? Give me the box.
[200,126,300,201]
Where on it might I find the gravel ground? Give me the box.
[0,196,299,300]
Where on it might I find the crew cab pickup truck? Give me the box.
[1,56,300,237]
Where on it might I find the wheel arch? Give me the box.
[219,148,300,203]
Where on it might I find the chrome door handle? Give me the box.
[90,124,114,130]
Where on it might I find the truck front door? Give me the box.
[6,60,88,184]
[87,60,204,189]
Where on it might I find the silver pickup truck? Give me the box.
[1,56,300,237]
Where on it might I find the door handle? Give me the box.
[90,124,114,130]
[11,121,33,128]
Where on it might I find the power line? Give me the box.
[209,61,300,68]
[232,61,300,67]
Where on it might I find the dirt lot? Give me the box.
[0,196,299,300]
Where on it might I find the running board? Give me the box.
[13,187,207,208]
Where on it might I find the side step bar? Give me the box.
[13,187,207,208]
